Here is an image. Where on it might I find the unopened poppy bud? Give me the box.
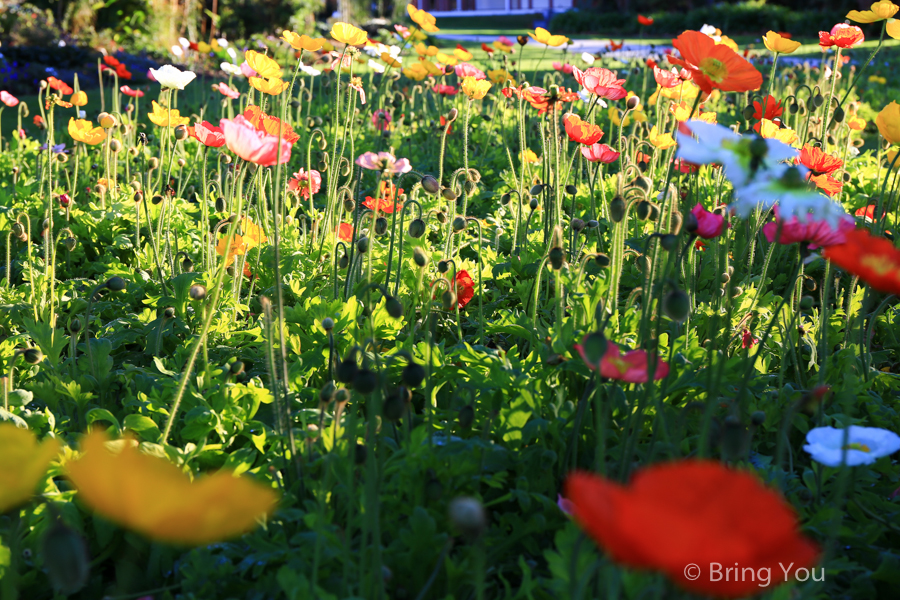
[402,361,426,388]
[339,252,350,269]
[98,112,117,128]
[799,295,814,310]
[501,193,511,205]
[319,381,336,404]
[811,94,824,108]
[105,276,127,292]
[669,212,683,234]
[221,153,232,164]
[321,317,334,332]
[529,197,539,211]
[662,289,690,323]
[318,160,328,171]
[436,211,447,224]
[441,187,457,201]
[741,105,755,120]
[356,236,369,254]
[530,183,544,196]
[609,196,626,222]
[449,496,487,538]
[374,217,388,235]
[442,290,456,311]
[215,197,226,212]
[163,307,176,320]
[749,136,769,159]
[565,184,577,196]
[23,348,43,364]
[317,136,327,150]
[189,284,207,301]
[343,198,355,212]
[354,442,368,464]
[636,200,651,220]
[151,194,164,205]
[385,296,403,319]
[832,106,844,123]
[108,139,122,153]
[337,356,358,383]
[464,180,476,194]
[69,319,82,333]
[383,391,406,421]
[751,411,766,426]
[341,160,351,176]
[148,157,160,170]
[177,158,186,168]
[571,218,585,233]
[64,237,76,251]
[42,519,89,595]
[635,176,653,193]
[659,234,678,251]
[549,246,565,270]
[408,218,426,238]
[353,368,378,394]
[719,272,731,285]
[437,260,449,273]
[446,108,459,122]
[57,152,69,163]
[452,216,467,232]
[413,247,427,267]
[517,35,528,45]
[684,211,699,234]
[636,255,651,272]
[780,166,804,187]
[181,257,193,272]
[421,175,440,194]
[458,404,475,429]
[803,277,817,291]
[594,253,610,267]
[174,124,188,140]
[730,286,743,298]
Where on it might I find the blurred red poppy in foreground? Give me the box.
[668,30,762,94]
[454,270,475,309]
[565,461,820,598]
[574,338,669,382]
[823,228,900,296]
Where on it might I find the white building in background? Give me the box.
[420,0,573,17]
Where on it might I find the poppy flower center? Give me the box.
[607,355,631,375]
[842,443,871,453]
[699,57,728,82]
[859,255,898,277]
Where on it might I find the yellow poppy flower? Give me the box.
[331,22,368,46]
[381,52,402,68]
[435,52,458,67]
[321,39,335,52]
[847,1,899,23]
[68,118,106,145]
[493,40,514,53]
[762,31,801,54]
[876,101,900,145]
[847,115,867,130]
[453,47,473,61]
[609,106,630,128]
[197,41,211,53]
[759,119,799,146]
[0,424,60,513]
[403,64,428,81]
[281,31,324,52]
[407,5,440,33]
[520,149,539,164]
[528,27,569,47]
[217,234,246,267]
[238,217,267,249]
[249,77,289,95]
[869,75,888,85]
[66,430,279,545]
[649,126,676,149]
[631,109,648,123]
[147,101,189,127]
[419,59,444,77]
[245,50,282,79]
[487,69,514,85]
[461,76,491,100]
[716,35,739,52]
[70,91,88,107]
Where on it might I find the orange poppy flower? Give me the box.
[667,30,762,94]
[565,461,820,599]
[242,105,300,144]
[453,270,475,309]
[563,113,603,145]
[637,14,654,26]
[823,228,900,295]
[337,222,353,243]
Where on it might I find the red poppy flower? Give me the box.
[819,23,864,49]
[33,115,45,128]
[120,85,144,98]
[47,76,73,95]
[116,63,132,80]
[653,66,680,88]
[363,196,397,213]
[563,113,603,145]
[807,173,842,196]
[798,145,841,176]
[453,269,475,309]
[608,40,624,51]
[741,328,758,349]
[190,120,227,147]
[440,115,454,134]
[637,14,654,26]
[337,222,353,243]
[855,205,882,221]
[433,84,458,96]
[668,30,762,94]
[574,67,627,100]
[823,228,900,296]
[752,95,783,121]
[103,55,121,68]
[522,86,579,114]
[481,43,494,54]
[565,461,820,599]
[646,58,657,68]
[574,337,669,383]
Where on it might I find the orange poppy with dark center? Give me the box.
[668,30,762,94]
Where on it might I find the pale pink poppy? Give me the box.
[573,67,627,100]
[497,36,514,46]
[762,207,854,249]
[215,82,240,99]
[355,151,411,174]
[288,169,322,199]
[552,62,574,74]
[455,63,486,80]
[0,91,19,107]
[371,109,391,131]
[326,51,352,72]
[219,115,292,166]
[120,85,144,98]
[581,143,620,163]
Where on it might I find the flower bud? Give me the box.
[356,236,369,254]
[374,217,388,235]
[437,260,449,274]
[635,200,651,221]
[594,252,610,267]
[452,216,467,232]
[421,175,440,195]
[458,404,475,429]
[408,218,426,238]
[109,138,122,153]
[148,156,160,170]
[105,276,127,292]
[402,361,426,388]
[549,246,565,270]
[517,35,528,45]
[174,124,188,140]
[441,187,457,201]
[609,196,626,222]
[626,95,639,109]
[659,234,678,251]
[446,108,459,122]
[385,296,403,319]
[322,317,334,331]
[636,255,651,272]
[189,284,207,301]
[449,496,487,538]
[529,183,544,196]
[571,218,584,233]
[337,356,358,383]
[42,519,90,594]
[163,306,176,319]
[353,368,378,394]
[662,289,690,323]
[413,247,427,267]
[23,348,43,364]
[442,290,457,311]
[64,237,77,251]
[177,158,186,168]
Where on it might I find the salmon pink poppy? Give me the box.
[742,328,759,348]
[763,207,854,249]
[574,337,669,383]
[799,145,842,196]
[819,23,864,49]
[572,67,627,100]
[690,203,725,238]
[288,169,322,199]
[363,196,399,213]
[215,82,240,99]
[565,461,819,599]
[355,151,412,174]
[219,115,292,166]
[190,121,226,147]
[120,85,144,98]
[653,66,680,88]
[455,63,485,80]
[47,76,73,95]
[581,143,619,163]
[823,228,900,295]
[668,30,762,94]
[552,62,574,74]
[563,113,603,145]
[855,205,882,221]
[453,270,475,309]
[0,91,18,107]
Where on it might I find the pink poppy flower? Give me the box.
[574,338,670,383]
[355,151,412,174]
[120,85,144,98]
[288,169,322,199]
[653,66,680,89]
[690,203,725,239]
[372,109,392,131]
[0,91,19,107]
[557,494,574,516]
[762,208,854,249]
[553,62,574,74]
[348,78,366,105]
[146,69,156,82]
[219,115,292,166]
[573,67,627,101]
[394,24,410,39]
[326,51,352,72]
[455,63,486,80]
[581,143,620,163]
[433,84,459,96]
[742,329,758,349]
[497,36,514,46]
[240,61,258,78]
[215,82,240,99]
[190,121,226,147]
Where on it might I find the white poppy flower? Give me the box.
[581,52,595,65]
[217,38,229,48]
[227,47,237,60]
[171,45,184,57]
[149,64,197,90]
[734,164,848,227]
[178,37,190,49]
[368,60,385,74]
[804,426,900,467]
[300,65,321,77]
[221,62,242,76]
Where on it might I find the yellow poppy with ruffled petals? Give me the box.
[245,50,282,79]
[461,76,491,100]
[762,31,801,54]
[649,126,676,150]
[249,77,289,95]
[68,118,106,145]
[281,31,325,52]
[848,1,898,23]
[70,91,88,107]
[147,101,189,127]
[0,424,60,513]
[331,22,368,46]
[528,27,569,47]
[407,5,440,33]
[66,430,279,545]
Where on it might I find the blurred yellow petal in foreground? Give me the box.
[0,424,60,513]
